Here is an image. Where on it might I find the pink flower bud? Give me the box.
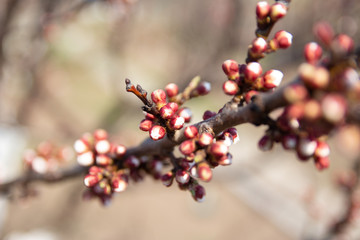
[165,83,179,97]
[196,82,211,95]
[178,107,192,123]
[175,170,190,184]
[314,156,330,171]
[125,155,140,168]
[251,37,268,54]
[202,110,216,120]
[299,63,330,89]
[197,162,212,182]
[245,90,259,104]
[270,3,287,21]
[84,174,101,187]
[258,135,274,151]
[296,137,317,160]
[168,102,179,112]
[314,141,330,158]
[112,176,128,192]
[304,42,323,64]
[210,141,228,159]
[263,69,283,89]
[151,89,166,104]
[160,104,175,119]
[274,30,292,49]
[184,126,198,139]
[304,99,322,120]
[161,171,174,187]
[95,139,111,154]
[333,34,354,55]
[191,184,206,202]
[74,139,90,154]
[244,62,263,82]
[96,154,113,166]
[88,166,103,175]
[145,113,156,120]
[222,59,240,80]
[179,140,196,156]
[313,22,334,46]
[139,119,153,131]
[218,153,233,166]
[198,133,214,147]
[256,1,270,20]
[149,125,166,141]
[110,144,126,157]
[223,80,239,95]
[77,151,95,166]
[283,84,308,104]
[94,129,108,141]
[169,116,185,130]
[321,94,347,124]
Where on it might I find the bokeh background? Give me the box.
[0,0,360,239]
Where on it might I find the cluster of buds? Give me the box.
[23,141,73,174]
[256,1,288,35]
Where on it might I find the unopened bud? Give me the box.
[223,80,239,95]
[222,59,240,80]
[304,42,323,64]
[198,133,214,147]
[184,126,198,139]
[175,170,190,184]
[179,140,196,156]
[151,89,166,104]
[165,83,179,97]
[197,162,212,182]
[274,30,292,49]
[139,119,153,131]
[244,62,263,82]
[149,125,166,141]
[178,107,192,123]
[321,94,347,124]
[169,116,185,130]
[263,69,283,89]
[256,1,270,20]
[270,3,287,21]
[251,37,268,54]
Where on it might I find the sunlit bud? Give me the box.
[297,137,317,160]
[251,37,268,54]
[321,94,347,124]
[210,141,228,158]
[179,140,196,156]
[222,59,240,80]
[314,141,330,158]
[283,84,308,104]
[244,62,263,82]
[149,125,166,141]
[281,134,297,150]
[96,154,113,166]
[178,107,192,123]
[151,89,166,104]
[169,116,185,130]
[161,171,174,187]
[77,151,95,166]
[304,42,323,64]
[191,184,206,202]
[263,69,283,89]
[84,174,101,187]
[184,126,198,139]
[218,153,233,166]
[74,139,90,154]
[139,119,153,131]
[175,170,190,184]
[223,80,239,95]
[160,104,175,119]
[203,110,216,120]
[112,177,128,192]
[198,133,214,147]
[314,156,330,171]
[95,139,111,154]
[274,30,292,49]
[197,162,212,182]
[168,102,179,112]
[333,34,354,55]
[270,3,287,21]
[258,134,274,151]
[165,83,179,97]
[94,129,108,141]
[313,22,334,46]
[256,1,270,20]
[245,90,259,104]
[125,155,140,168]
[196,82,211,96]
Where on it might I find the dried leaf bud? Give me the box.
[94,129,108,141]
[274,30,292,49]
[84,174,101,187]
[251,37,268,54]
[333,34,354,55]
[263,69,283,89]
[258,134,274,151]
[245,90,259,104]
[112,177,128,192]
[297,137,317,160]
[74,139,89,154]
[314,157,330,171]
[281,134,297,150]
[210,141,228,158]
[165,83,179,97]
[203,110,216,120]
[223,80,239,95]
[222,59,240,80]
[197,162,212,182]
[151,89,166,104]
[125,155,141,168]
[283,84,308,104]
[178,107,192,123]
[175,169,190,184]
[184,126,198,139]
[169,116,185,130]
[304,42,323,64]
[218,153,233,166]
[256,1,270,20]
[191,184,206,202]
[244,62,263,82]
[179,140,196,156]
[270,3,287,21]
[139,119,153,131]
[77,151,95,166]
[198,133,214,147]
[321,94,347,124]
[149,125,166,141]
[196,82,211,96]
[161,171,174,187]
[96,154,112,166]
[160,104,175,119]
[95,139,111,154]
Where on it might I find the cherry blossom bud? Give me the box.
[139,119,153,131]
[218,153,233,166]
[263,69,283,89]
[178,107,192,123]
[95,139,111,154]
[244,62,263,82]
[314,141,330,159]
[175,170,190,184]
[169,116,185,130]
[313,22,334,46]
[222,59,240,80]
[74,139,89,154]
[151,89,166,104]
[96,154,113,166]
[198,133,214,147]
[304,42,323,64]
[125,155,140,168]
[77,151,95,166]
[112,176,128,192]
[191,184,206,202]
[203,110,216,120]
[281,134,297,150]
[251,37,268,54]
[149,125,166,141]
[283,84,308,104]
[84,174,101,187]
[88,166,103,175]
[94,129,108,141]
[245,90,259,103]
[223,80,239,95]
[321,94,347,124]
[145,113,156,121]
[161,171,174,187]
[274,30,292,49]
[314,157,330,171]
[160,104,175,119]
[333,34,354,55]
[299,63,330,89]
[196,82,211,95]
[210,141,228,158]
[256,1,270,20]
[184,126,198,139]
[180,140,196,156]
[258,134,274,151]
[270,3,287,21]
[197,162,212,182]
[168,102,179,112]
[304,99,322,120]
[297,137,317,160]
[165,83,179,97]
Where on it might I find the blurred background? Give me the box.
[0,0,360,239]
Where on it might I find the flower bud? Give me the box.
[258,134,274,151]
[145,113,156,121]
[74,139,90,154]
[96,154,113,166]
[191,184,206,202]
[274,30,292,49]
[169,116,185,130]
[202,110,216,120]
[283,84,308,104]
[245,90,259,104]
[149,125,166,141]
[313,22,334,46]
[296,137,317,160]
[175,170,190,184]
[281,134,297,150]
[95,139,111,154]
[314,141,330,158]
[77,151,95,166]
[223,80,239,95]
[333,34,354,55]
[160,104,175,119]
[125,155,140,168]
[179,140,196,156]
[314,156,330,171]
[299,63,330,89]
[112,176,128,192]
[197,162,212,182]
[198,133,214,147]
[168,102,179,112]
[304,99,322,120]
[88,166,103,175]
[165,83,179,97]
[304,42,323,64]
[256,1,270,20]
[209,141,228,159]
[111,144,126,157]
[84,174,101,187]
[184,126,198,139]
[218,153,233,166]
[94,129,108,141]
[321,94,347,124]
[222,59,240,80]
[161,171,174,187]
[196,82,211,96]
[251,37,268,54]
[151,89,166,104]
[139,119,153,131]
[270,3,287,21]
[178,107,192,123]
[244,62,263,82]
[263,69,283,89]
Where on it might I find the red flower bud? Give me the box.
[202,110,216,120]
[270,3,287,21]
[283,84,308,104]
[151,89,166,104]
[145,113,156,121]
[245,90,259,104]
[74,139,90,154]
[256,1,270,20]
[244,62,263,82]
[169,116,185,130]
[210,141,228,158]
[222,59,240,80]
[251,37,268,54]
[160,104,175,119]
[333,34,354,55]
[168,102,179,112]
[175,169,190,184]
[304,42,323,64]
[299,63,330,89]
[125,155,140,168]
[161,171,174,187]
[197,162,212,182]
[313,22,334,46]
[94,129,108,141]
[149,125,166,141]
[191,184,206,202]
[84,174,101,187]
[304,99,322,120]
[96,154,113,166]
[178,107,192,123]
[112,176,128,192]
[314,156,330,171]
[296,137,317,160]
[184,126,198,139]
[258,134,274,151]
[198,133,214,147]
[314,141,330,159]
[223,80,239,95]
[179,140,196,156]
[111,144,126,157]
[218,153,233,166]
[77,151,95,166]
[263,69,283,89]
[274,30,293,49]
[196,82,211,95]
[281,135,297,150]
[139,119,153,131]
[165,83,179,97]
